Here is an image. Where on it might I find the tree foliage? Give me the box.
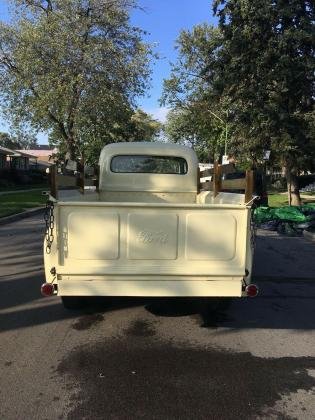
[162,1,315,205]
[164,106,228,162]
[161,24,227,161]
[0,0,153,163]
[79,109,163,164]
[0,131,37,149]
[214,0,315,206]
[126,109,162,142]
[0,132,17,149]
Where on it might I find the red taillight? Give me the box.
[245,284,259,297]
[41,283,55,297]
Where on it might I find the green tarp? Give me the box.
[254,205,315,224]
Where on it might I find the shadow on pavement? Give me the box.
[1,267,315,332]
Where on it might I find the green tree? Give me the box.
[0,130,37,149]
[161,24,227,162]
[0,132,17,149]
[126,109,162,142]
[162,1,315,205]
[0,0,153,163]
[164,106,228,162]
[65,108,162,165]
[213,0,315,205]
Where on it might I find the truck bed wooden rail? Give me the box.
[48,161,97,198]
[199,162,254,204]
[48,160,254,205]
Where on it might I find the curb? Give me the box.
[303,229,315,242]
[253,276,315,282]
[0,188,48,196]
[0,207,45,226]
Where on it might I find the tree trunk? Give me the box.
[285,168,301,206]
[68,136,76,161]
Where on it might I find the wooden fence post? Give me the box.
[197,166,201,194]
[93,164,100,193]
[50,164,58,199]
[245,170,254,203]
[213,161,222,197]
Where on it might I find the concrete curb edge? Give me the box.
[0,207,45,226]
[253,276,315,282]
[303,229,315,242]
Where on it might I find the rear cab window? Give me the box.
[110,155,188,175]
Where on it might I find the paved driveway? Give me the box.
[0,215,315,419]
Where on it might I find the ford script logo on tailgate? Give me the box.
[137,230,169,244]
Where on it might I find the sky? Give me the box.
[0,0,217,144]
[131,0,217,121]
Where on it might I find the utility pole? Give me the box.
[208,110,229,162]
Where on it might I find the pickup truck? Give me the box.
[41,142,258,309]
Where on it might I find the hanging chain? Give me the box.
[44,200,55,254]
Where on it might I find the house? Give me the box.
[17,147,57,169]
[0,146,37,171]
[0,146,15,170]
[12,150,37,170]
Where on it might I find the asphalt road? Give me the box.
[1,214,315,420]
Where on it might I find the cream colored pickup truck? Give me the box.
[41,142,258,309]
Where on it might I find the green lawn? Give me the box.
[0,190,46,217]
[268,192,315,207]
[0,183,48,192]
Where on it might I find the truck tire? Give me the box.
[61,296,86,310]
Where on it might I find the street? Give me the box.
[1,214,315,420]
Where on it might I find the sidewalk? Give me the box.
[0,187,48,196]
[0,207,44,225]
[253,229,315,280]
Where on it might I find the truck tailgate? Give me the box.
[56,202,250,279]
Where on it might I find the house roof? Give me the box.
[0,146,16,156]
[18,149,55,158]
[0,146,37,158]
[15,150,38,158]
